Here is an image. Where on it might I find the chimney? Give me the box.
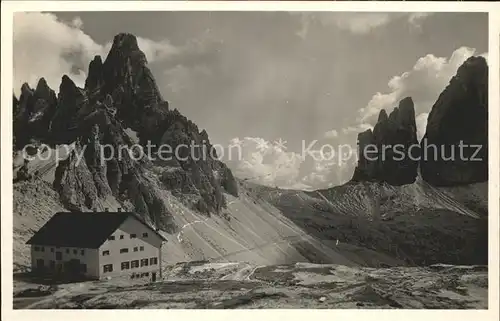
[117,207,122,212]
[104,207,109,212]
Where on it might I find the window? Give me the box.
[108,235,115,241]
[133,247,138,252]
[120,235,124,240]
[140,246,144,252]
[56,251,62,260]
[130,234,137,239]
[41,247,45,252]
[51,248,54,252]
[131,260,139,268]
[103,264,113,273]
[150,257,158,265]
[81,249,85,255]
[140,259,149,267]
[65,249,69,254]
[73,249,77,255]
[34,246,40,252]
[121,262,130,270]
[102,250,110,256]
[142,232,148,238]
[120,248,129,254]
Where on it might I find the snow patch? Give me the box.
[189,262,240,274]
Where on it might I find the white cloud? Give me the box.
[358,46,485,124]
[342,123,373,135]
[416,112,429,141]
[328,13,392,34]
[136,38,180,63]
[71,17,84,29]
[225,137,303,188]
[408,13,434,30]
[297,12,434,37]
[324,129,338,138]
[13,12,103,93]
[225,136,358,190]
[13,12,181,95]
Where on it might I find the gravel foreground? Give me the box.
[13,262,488,309]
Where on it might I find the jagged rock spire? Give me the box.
[420,56,488,186]
[351,96,419,186]
[13,32,239,228]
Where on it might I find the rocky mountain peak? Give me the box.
[20,82,33,96]
[13,32,238,232]
[397,97,416,128]
[98,33,165,128]
[351,56,488,188]
[35,78,49,94]
[420,56,488,186]
[14,79,59,147]
[377,109,388,123]
[85,55,104,92]
[59,75,78,94]
[457,56,487,81]
[109,33,144,60]
[352,96,419,186]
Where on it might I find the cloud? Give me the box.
[70,17,84,29]
[342,123,373,135]
[13,12,103,93]
[324,129,338,138]
[13,12,181,95]
[225,136,358,190]
[297,12,434,37]
[408,13,434,30]
[225,137,303,188]
[329,13,393,34]
[358,46,486,124]
[136,38,181,63]
[416,112,429,141]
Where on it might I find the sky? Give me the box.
[13,11,488,190]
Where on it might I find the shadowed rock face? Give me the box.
[352,97,419,186]
[420,56,488,186]
[13,33,238,231]
[13,78,58,148]
[50,75,88,143]
[101,33,166,132]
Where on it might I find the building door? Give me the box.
[152,272,157,282]
[66,259,82,277]
[36,259,44,272]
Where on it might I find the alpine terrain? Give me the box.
[13,33,488,309]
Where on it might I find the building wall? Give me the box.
[97,216,163,279]
[30,245,99,279]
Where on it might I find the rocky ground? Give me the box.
[13,261,488,309]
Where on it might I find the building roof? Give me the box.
[26,211,168,248]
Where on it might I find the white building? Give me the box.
[26,210,167,281]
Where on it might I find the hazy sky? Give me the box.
[13,12,488,190]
